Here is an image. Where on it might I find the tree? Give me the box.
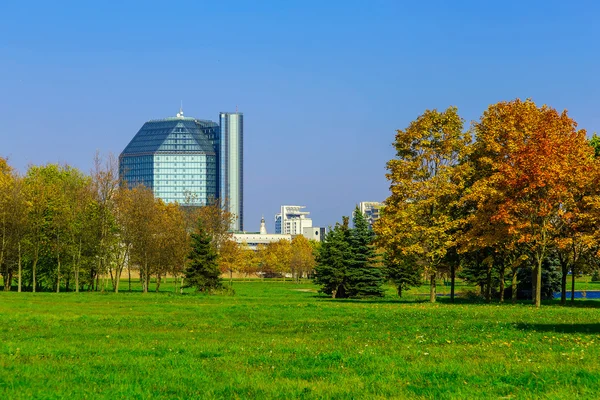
[375,107,470,302]
[290,235,316,282]
[195,198,235,252]
[0,158,14,290]
[383,247,421,297]
[468,99,594,307]
[346,207,384,297]
[184,220,222,292]
[219,239,243,285]
[314,217,352,298]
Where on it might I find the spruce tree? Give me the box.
[346,207,384,297]
[314,217,352,298]
[185,220,222,292]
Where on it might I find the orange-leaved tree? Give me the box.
[469,99,594,307]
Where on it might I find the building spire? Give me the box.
[259,215,267,235]
[176,101,184,118]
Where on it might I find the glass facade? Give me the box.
[119,115,219,206]
[219,112,244,231]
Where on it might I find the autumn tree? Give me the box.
[219,239,243,285]
[468,99,594,307]
[375,107,470,303]
[0,158,14,290]
[195,198,236,252]
[290,235,316,282]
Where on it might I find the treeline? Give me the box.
[374,99,600,307]
[0,154,317,293]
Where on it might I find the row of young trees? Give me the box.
[375,99,600,307]
[218,236,317,284]
[0,153,318,293]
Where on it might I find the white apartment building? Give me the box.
[274,205,313,235]
[359,201,383,229]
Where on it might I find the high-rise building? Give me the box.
[119,109,219,206]
[359,201,383,229]
[275,205,313,235]
[219,112,244,231]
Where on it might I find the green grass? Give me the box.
[1,282,600,399]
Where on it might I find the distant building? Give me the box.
[119,108,218,205]
[359,201,383,229]
[302,226,326,242]
[219,112,244,232]
[233,217,290,250]
[275,205,313,235]
[119,108,245,226]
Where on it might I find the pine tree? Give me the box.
[314,217,352,298]
[185,221,222,292]
[346,207,384,297]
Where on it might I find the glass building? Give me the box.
[219,112,244,231]
[119,110,219,206]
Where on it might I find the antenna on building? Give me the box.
[177,101,184,118]
[236,105,238,113]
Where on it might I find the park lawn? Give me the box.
[1,282,600,399]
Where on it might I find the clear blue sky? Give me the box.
[1,0,599,231]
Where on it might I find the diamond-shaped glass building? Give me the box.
[119,109,219,206]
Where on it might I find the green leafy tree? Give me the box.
[185,221,222,292]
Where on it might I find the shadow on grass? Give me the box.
[515,322,600,334]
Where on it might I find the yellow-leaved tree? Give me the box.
[375,107,470,303]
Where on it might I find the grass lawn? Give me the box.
[1,282,600,399]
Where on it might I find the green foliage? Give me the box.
[314,218,352,298]
[346,207,384,297]
[384,251,421,297]
[589,133,600,158]
[184,221,222,292]
[516,257,562,300]
[315,210,384,298]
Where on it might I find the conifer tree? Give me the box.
[346,207,384,297]
[185,220,222,292]
[314,217,352,298]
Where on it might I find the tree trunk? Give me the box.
[485,264,492,302]
[571,266,576,303]
[499,267,505,303]
[128,267,132,292]
[76,238,82,293]
[560,263,568,305]
[511,268,518,304]
[534,258,542,308]
[429,272,436,303]
[56,235,61,294]
[229,270,233,286]
[397,285,402,298]
[180,277,184,294]
[450,263,455,303]
[143,259,149,293]
[156,273,161,292]
[32,245,39,293]
[17,241,22,293]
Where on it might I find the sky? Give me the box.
[1,0,599,232]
